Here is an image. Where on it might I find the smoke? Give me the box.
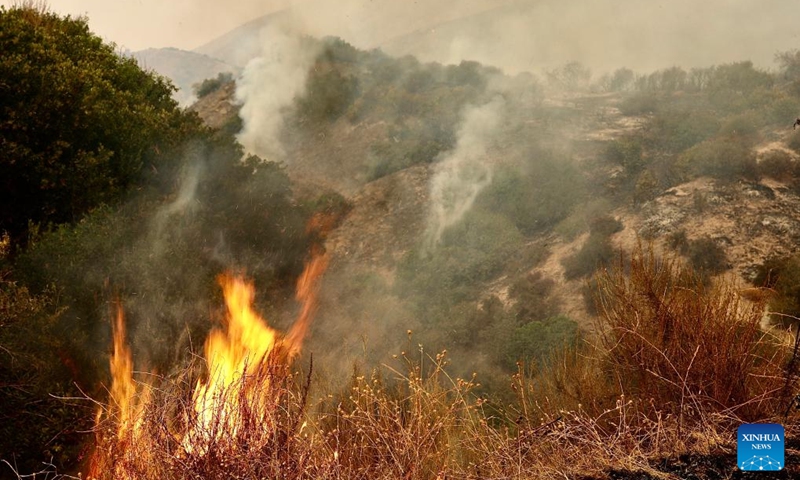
[424,95,506,250]
[235,20,320,161]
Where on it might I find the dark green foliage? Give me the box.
[635,67,688,92]
[367,120,455,180]
[562,234,616,280]
[633,170,661,205]
[546,62,592,90]
[561,216,622,280]
[193,71,233,98]
[646,105,720,153]
[509,272,557,323]
[16,148,310,371]
[677,136,758,181]
[776,49,800,81]
[588,215,623,237]
[296,68,360,123]
[397,210,523,308]
[0,278,93,473]
[604,137,645,174]
[666,229,689,254]
[608,68,635,92]
[477,159,585,235]
[497,315,579,370]
[687,237,729,276]
[0,6,203,248]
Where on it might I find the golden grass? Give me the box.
[66,249,800,478]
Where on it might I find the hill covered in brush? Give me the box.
[3,4,800,478]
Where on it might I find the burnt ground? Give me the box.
[579,439,800,480]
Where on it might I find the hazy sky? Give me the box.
[3,0,800,73]
[1,0,291,50]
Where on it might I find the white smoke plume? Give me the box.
[424,95,505,250]
[235,21,320,161]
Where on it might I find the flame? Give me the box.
[90,211,335,472]
[286,245,330,356]
[184,245,330,452]
[87,305,149,479]
[109,304,140,439]
[183,273,281,450]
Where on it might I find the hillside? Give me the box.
[132,47,237,105]
[187,40,800,390]
[4,6,800,478]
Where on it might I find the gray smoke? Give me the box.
[235,21,321,161]
[424,95,506,250]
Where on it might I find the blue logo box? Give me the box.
[738,423,784,471]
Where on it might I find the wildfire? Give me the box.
[89,223,332,475]
[88,305,150,479]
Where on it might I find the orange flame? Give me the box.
[109,304,139,439]
[88,305,149,478]
[182,273,281,451]
[184,243,330,452]
[286,245,330,356]
[90,212,335,471]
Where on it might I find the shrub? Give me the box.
[193,72,233,98]
[619,93,659,115]
[0,6,201,248]
[477,159,586,235]
[758,149,796,181]
[753,255,800,327]
[604,137,645,174]
[678,136,757,182]
[296,68,360,123]
[666,229,689,254]
[0,277,93,473]
[594,248,793,419]
[562,234,616,280]
[687,237,729,276]
[498,315,580,370]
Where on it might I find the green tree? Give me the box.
[0,6,203,249]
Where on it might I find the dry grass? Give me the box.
[26,247,800,479]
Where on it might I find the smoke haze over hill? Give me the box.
[19,0,800,74]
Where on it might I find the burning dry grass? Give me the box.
[75,248,800,479]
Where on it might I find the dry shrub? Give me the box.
[88,355,317,480]
[594,247,792,421]
[74,249,800,479]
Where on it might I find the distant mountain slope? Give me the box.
[192,10,291,69]
[132,47,238,106]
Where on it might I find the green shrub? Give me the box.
[193,71,233,98]
[296,68,360,123]
[0,277,93,473]
[647,106,720,153]
[678,136,757,181]
[619,93,659,115]
[588,215,623,237]
[0,6,201,248]
[604,137,645,174]
[562,234,616,280]
[477,159,585,235]
[497,315,580,370]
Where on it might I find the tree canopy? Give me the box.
[0,6,203,248]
